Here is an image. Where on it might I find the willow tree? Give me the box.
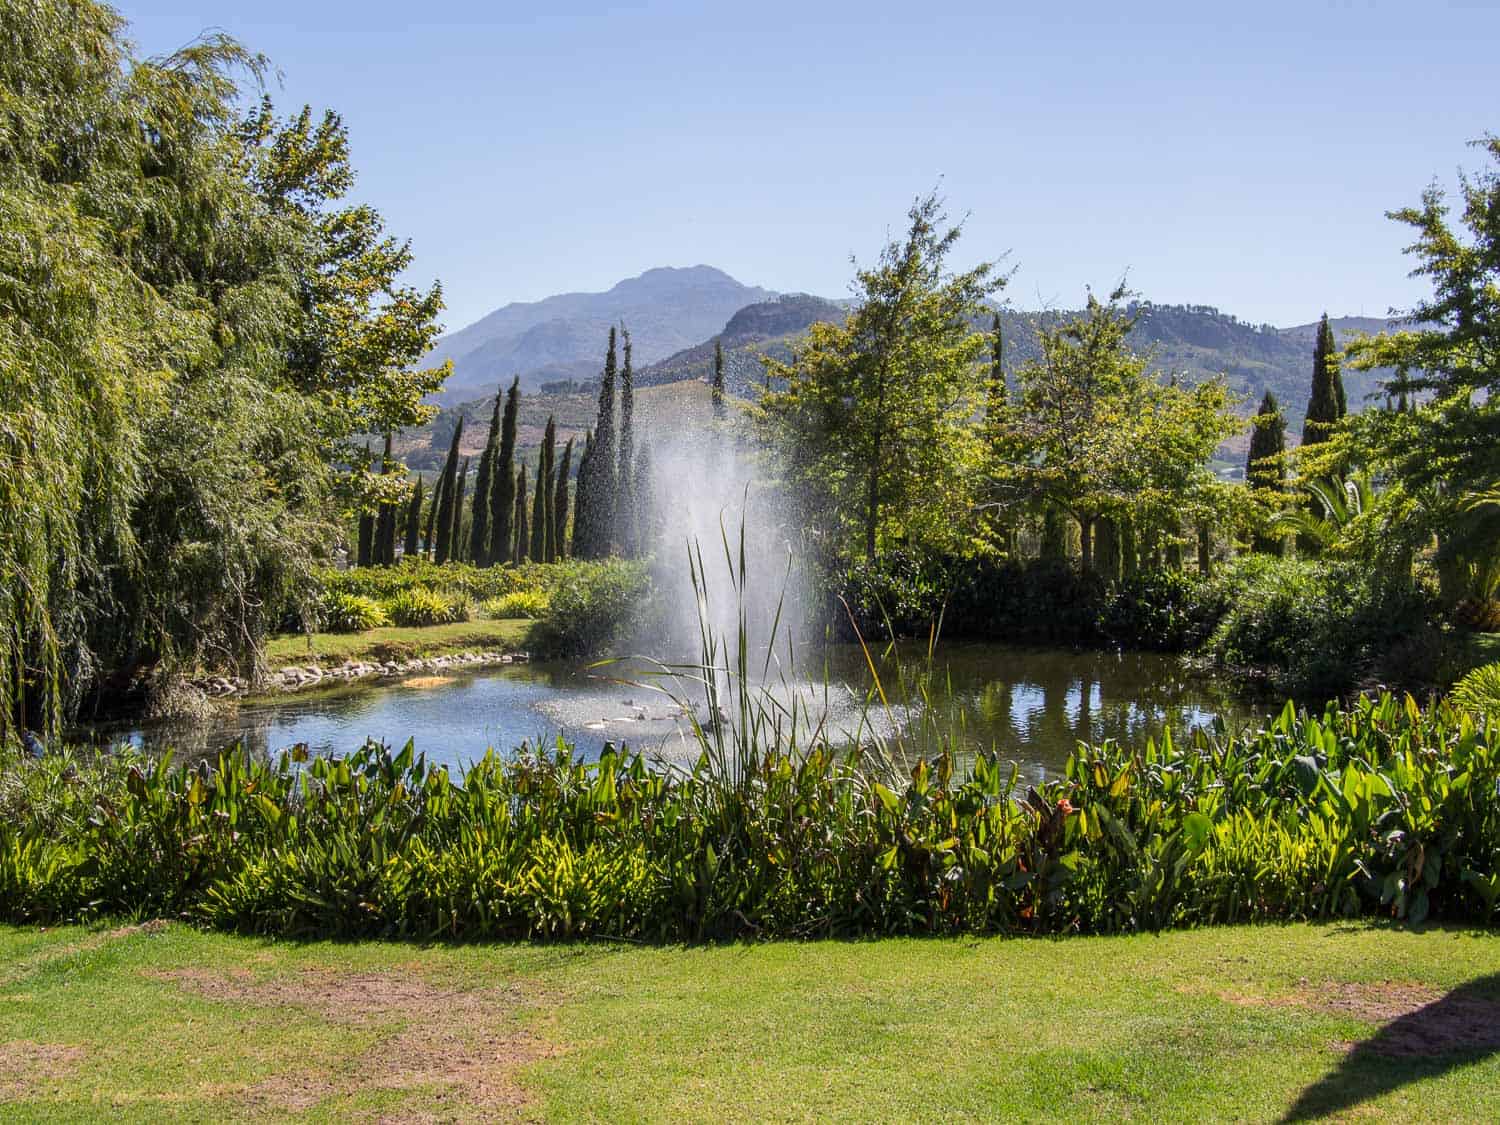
[759,193,1007,559]
[0,2,447,741]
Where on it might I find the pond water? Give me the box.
[87,644,1260,785]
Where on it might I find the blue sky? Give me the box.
[119,1,1497,334]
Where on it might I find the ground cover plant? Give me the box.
[1,688,1496,939]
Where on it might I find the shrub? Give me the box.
[1098,568,1225,652]
[484,590,550,620]
[385,587,468,627]
[319,592,389,633]
[1206,556,1434,698]
[529,560,652,658]
[2,691,1497,937]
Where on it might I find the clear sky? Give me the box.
[117,0,1497,333]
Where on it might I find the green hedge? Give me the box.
[1,692,1495,939]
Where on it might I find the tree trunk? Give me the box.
[1080,517,1094,573]
[1197,522,1213,576]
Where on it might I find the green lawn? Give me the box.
[1,923,1498,1121]
[263,617,532,669]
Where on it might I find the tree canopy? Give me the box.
[0,1,446,740]
[758,193,1007,559]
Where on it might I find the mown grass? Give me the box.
[263,618,531,669]
[0,922,1497,1121]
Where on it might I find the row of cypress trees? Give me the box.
[355,325,658,568]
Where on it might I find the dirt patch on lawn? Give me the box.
[150,966,559,1119]
[1221,979,1500,1058]
[0,1041,86,1098]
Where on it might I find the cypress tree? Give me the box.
[469,394,502,563]
[711,338,727,421]
[1247,391,1286,491]
[634,443,656,555]
[1303,313,1346,446]
[1248,390,1287,554]
[617,327,635,555]
[356,442,375,567]
[586,328,618,558]
[543,417,557,561]
[985,312,1005,428]
[552,437,573,559]
[450,457,469,562]
[403,477,423,560]
[513,465,528,565]
[433,416,463,564]
[572,428,596,559]
[528,420,552,564]
[487,377,520,566]
[531,453,549,561]
[423,465,444,560]
[374,432,398,566]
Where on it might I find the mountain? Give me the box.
[637,293,847,390]
[637,298,1402,436]
[424,265,774,402]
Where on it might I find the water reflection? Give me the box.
[80,644,1257,785]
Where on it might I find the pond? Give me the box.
[87,643,1260,785]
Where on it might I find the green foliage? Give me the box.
[1302,313,1346,447]
[529,561,653,658]
[319,593,390,633]
[1452,663,1500,718]
[0,2,446,740]
[385,588,469,628]
[1344,136,1500,581]
[1206,556,1434,697]
[484,591,551,620]
[2,691,1497,937]
[992,286,1241,569]
[759,192,1007,559]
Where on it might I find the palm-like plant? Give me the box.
[1271,472,1375,551]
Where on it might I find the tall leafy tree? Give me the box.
[552,438,574,560]
[712,339,727,421]
[760,193,1007,559]
[402,477,423,559]
[433,417,463,564]
[996,287,1240,570]
[487,377,520,565]
[375,433,400,565]
[0,3,451,737]
[1303,313,1346,447]
[1347,136,1500,596]
[469,394,502,563]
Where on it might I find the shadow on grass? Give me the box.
[1282,973,1500,1122]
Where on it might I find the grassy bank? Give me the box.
[0,921,1497,1121]
[264,618,532,669]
